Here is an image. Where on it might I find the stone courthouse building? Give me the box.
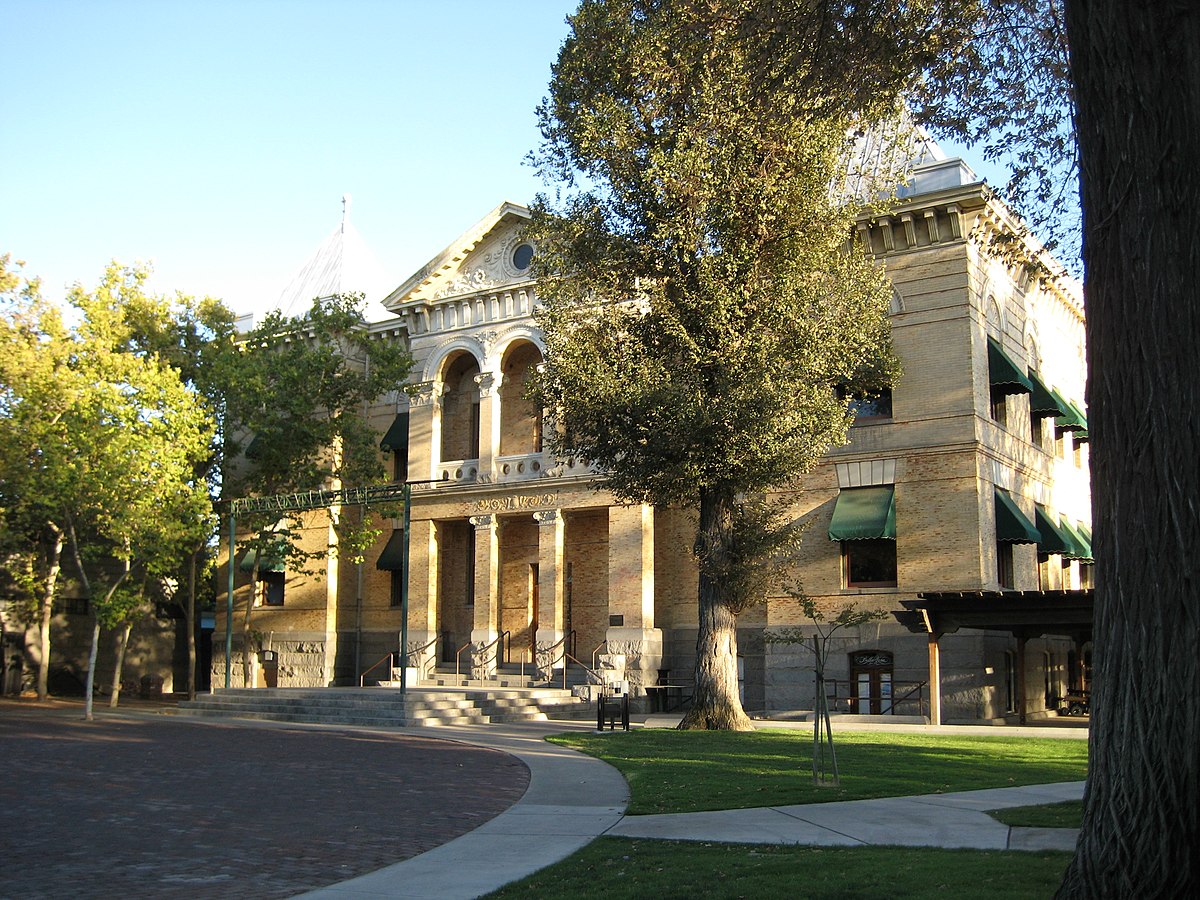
[215,148,1092,725]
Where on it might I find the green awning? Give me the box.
[828,486,896,541]
[988,336,1033,396]
[239,546,285,573]
[995,489,1040,543]
[1035,505,1074,556]
[380,412,410,453]
[376,529,406,571]
[1028,371,1070,419]
[1059,518,1093,561]
[1051,389,1088,432]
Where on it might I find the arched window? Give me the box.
[440,353,481,461]
[499,341,544,456]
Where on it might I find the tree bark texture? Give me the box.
[109,620,132,709]
[679,488,754,731]
[36,526,63,701]
[1060,3,1200,896]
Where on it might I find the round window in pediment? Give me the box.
[512,243,534,271]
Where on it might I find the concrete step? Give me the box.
[178,684,594,728]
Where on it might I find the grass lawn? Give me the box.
[990,800,1083,829]
[485,837,1073,899]
[547,729,1088,815]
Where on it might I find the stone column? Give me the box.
[407,381,437,481]
[606,504,663,695]
[469,514,499,678]
[534,508,566,679]
[474,372,499,481]
[405,516,438,670]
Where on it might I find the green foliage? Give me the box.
[530,1,901,620]
[913,0,1078,269]
[546,729,1088,815]
[219,293,413,571]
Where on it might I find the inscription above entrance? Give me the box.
[475,492,559,513]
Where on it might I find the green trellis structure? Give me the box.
[224,481,435,692]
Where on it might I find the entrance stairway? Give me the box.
[177,683,593,728]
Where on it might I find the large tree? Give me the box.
[529,0,916,729]
[1055,2,1200,895]
[0,261,213,710]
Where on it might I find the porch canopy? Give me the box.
[898,589,1094,725]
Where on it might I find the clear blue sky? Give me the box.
[4,0,1009,318]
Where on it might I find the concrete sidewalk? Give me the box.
[608,781,1084,853]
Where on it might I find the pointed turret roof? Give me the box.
[236,196,394,330]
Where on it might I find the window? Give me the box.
[849,387,893,421]
[997,542,1015,589]
[390,570,404,608]
[259,571,285,606]
[1030,414,1044,448]
[842,539,897,587]
[990,387,1008,427]
[1080,562,1095,590]
[512,243,534,271]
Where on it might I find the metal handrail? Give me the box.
[454,641,474,684]
[358,652,394,687]
[534,630,576,683]
[498,630,511,665]
[826,679,928,717]
[561,651,603,691]
[591,640,608,671]
[406,635,439,683]
[455,633,505,684]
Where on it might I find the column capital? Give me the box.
[473,371,498,396]
[409,381,438,407]
[468,514,493,529]
[533,508,561,526]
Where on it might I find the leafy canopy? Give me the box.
[529,0,899,511]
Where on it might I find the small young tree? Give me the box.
[767,596,886,785]
[218,295,413,686]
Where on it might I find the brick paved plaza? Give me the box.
[0,701,529,899]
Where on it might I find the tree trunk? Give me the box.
[242,568,257,689]
[109,619,133,709]
[679,487,753,730]
[185,547,198,701]
[83,616,101,721]
[1059,3,1200,896]
[36,525,64,701]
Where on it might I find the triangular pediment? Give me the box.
[382,201,533,311]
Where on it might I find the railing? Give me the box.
[591,640,608,671]
[358,652,395,687]
[406,635,440,684]
[825,679,928,718]
[560,651,603,692]
[454,633,506,685]
[535,630,577,684]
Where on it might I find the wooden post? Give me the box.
[927,632,942,726]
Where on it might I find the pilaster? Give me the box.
[407,381,437,481]
[606,504,663,693]
[534,509,566,677]
[474,372,499,480]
